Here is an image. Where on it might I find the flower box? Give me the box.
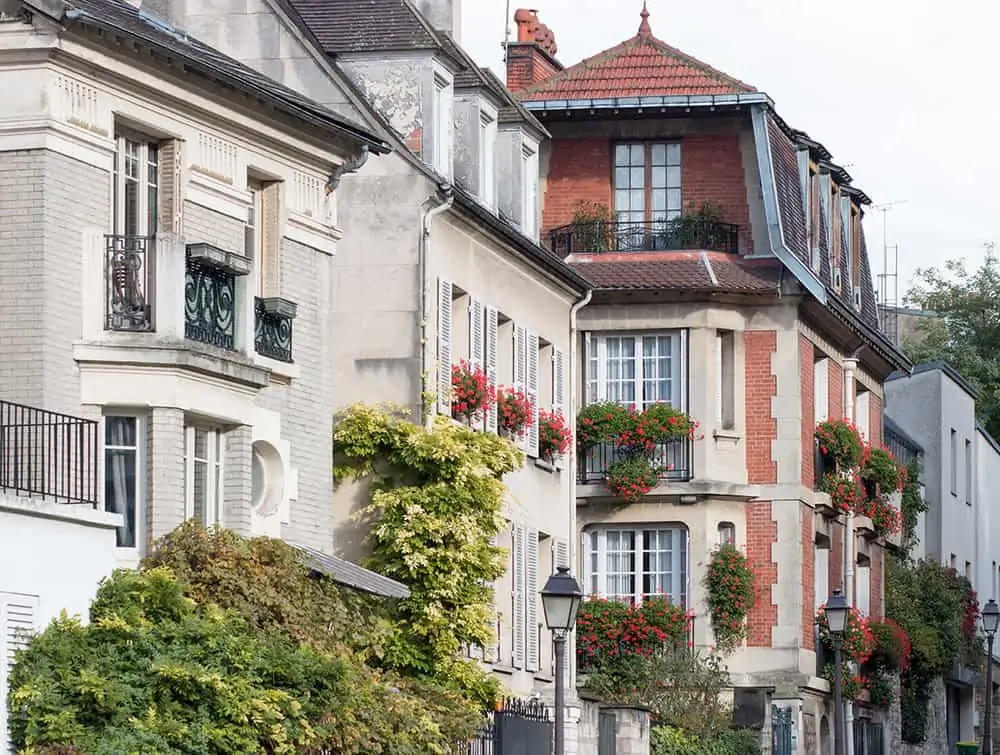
[855,515,877,540]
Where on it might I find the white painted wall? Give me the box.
[976,430,1000,616]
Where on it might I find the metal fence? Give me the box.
[459,698,553,755]
[854,718,884,755]
[578,438,693,484]
[771,706,793,755]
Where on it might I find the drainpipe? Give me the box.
[842,357,858,755]
[419,185,455,430]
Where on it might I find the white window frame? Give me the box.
[965,438,972,506]
[479,105,497,209]
[950,428,958,495]
[184,426,225,527]
[521,140,539,240]
[103,413,146,555]
[432,71,453,178]
[113,131,159,237]
[585,331,687,410]
[585,526,689,607]
[247,181,264,295]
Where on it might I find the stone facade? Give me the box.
[886,677,949,755]
[577,702,651,755]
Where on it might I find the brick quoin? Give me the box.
[829,525,843,593]
[871,547,883,620]
[869,392,883,446]
[746,501,778,647]
[745,330,777,484]
[802,505,815,649]
[829,360,844,421]
[800,335,815,488]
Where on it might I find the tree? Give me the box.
[904,251,1000,437]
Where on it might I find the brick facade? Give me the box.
[869,392,882,446]
[800,335,815,488]
[746,501,778,647]
[802,504,815,649]
[828,360,844,421]
[505,42,563,93]
[540,138,613,236]
[745,330,778,484]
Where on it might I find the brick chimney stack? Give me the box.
[505,8,564,93]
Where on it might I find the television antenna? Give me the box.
[871,199,908,345]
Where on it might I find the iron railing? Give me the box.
[106,234,154,331]
[0,399,98,506]
[854,718,884,755]
[549,218,740,257]
[184,253,237,350]
[254,297,295,363]
[578,438,693,485]
[457,699,552,755]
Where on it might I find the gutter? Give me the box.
[420,185,455,429]
[521,91,773,112]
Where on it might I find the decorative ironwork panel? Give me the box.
[185,255,236,350]
[578,438,693,484]
[549,218,740,256]
[598,711,617,755]
[771,705,793,755]
[106,234,154,331]
[854,719,884,755]
[254,297,294,363]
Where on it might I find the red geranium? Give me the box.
[496,387,534,438]
[538,409,572,461]
[451,360,494,423]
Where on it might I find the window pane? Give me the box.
[614,167,629,189]
[629,189,645,214]
[667,188,682,212]
[666,143,681,165]
[605,531,636,602]
[615,190,630,212]
[651,143,666,165]
[615,144,629,166]
[667,166,682,188]
[652,189,666,213]
[651,166,666,189]
[629,144,645,166]
[104,417,138,549]
[641,335,673,408]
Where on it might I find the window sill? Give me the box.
[490,664,516,676]
[713,429,742,447]
[252,352,301,381]
[533,673,554,684]
[533,458,558,474]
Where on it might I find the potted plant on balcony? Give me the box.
[643,402,700,441]
[538,409,572,463]
[860,445,904,497]
[819,472,864,514]
[576,401,632,450]
[815,419,864,473]
[450,359,495,424]
[496,386,533,439]
[569,200,615,253]
[606,454,661,503]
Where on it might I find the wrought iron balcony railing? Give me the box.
[254,297,297,363]
[184,252,237,350]
[549,217,740,257]
[577,437,694,485]
[106,234,154,332]
[0,399,98,506]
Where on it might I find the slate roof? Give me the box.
[283,0,439,54]
[43,0,389,152]
[518,8,754,102]
[567,251,782,293]
[294,544,411,599]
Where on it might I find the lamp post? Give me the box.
[541,565,583,755]
[982,599,1000,755]
[825,588,850,755]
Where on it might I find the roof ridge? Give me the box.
[640,33,756,93]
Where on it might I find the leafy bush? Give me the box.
[815,419,864,470]
[651,726,761,755]
[576,596,689,671]
[704,544,757,653]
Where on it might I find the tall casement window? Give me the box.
[586,526,688,607]
[246,181,263,293]
[104,415,142,549]
[113,133,158,237]
[613,142,682,226]
[184,426,224,527]
[586,331,686,409]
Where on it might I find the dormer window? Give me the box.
[479,107,497,209]
[521,140,539,240]
[432,71,453,178]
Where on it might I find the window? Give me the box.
[842,197,853,284]
[965,438,972,505]
[856,565,870,616]
[479,108,497,209]
[850,203,861,288]
[717,522,735,546]
[246,181,263,294]
[614,142,682,225]
[715,330,735,430]
[814,545,830,610]
[521,142,539,239]
[950,553,957,570]
[513,325,540,456]
[965,561,972,580]
[586,332,686,409]
[184,426,224,527]
[950,429,958,495]
[808,169,821,265]
[114,132,158,237]
[432,73,453,177]
[814,355,829,424]
[510,524,540,671]
[104,415,142,549]
[586,527,688,607]
[854,386,870,441]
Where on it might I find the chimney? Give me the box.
[414,0,462,44]
[506,8,563,93]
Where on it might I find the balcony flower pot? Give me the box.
[538,409,572,463]
[451,360,495,424]
[496,387,533,439]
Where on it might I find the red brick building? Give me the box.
[508,5,909,747]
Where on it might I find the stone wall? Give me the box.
[973,666,1000,750]
[577,700,650,755]
[886,676,949,755]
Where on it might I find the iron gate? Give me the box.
[461,698,553,755]
[598,710,616,755]
[854,719,884,755]
[772,705,793,755]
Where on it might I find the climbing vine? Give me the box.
[704,544,757,653]
[333,403,523,706]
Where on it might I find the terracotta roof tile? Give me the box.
[518,9,754,102]
[567,251,781,292]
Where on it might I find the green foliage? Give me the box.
[704,545,757,653]
[650,726,760,755]
[8,530,485,754]
[899,458,928,557]
[815,419,864,470]
[904,252,1000,438]
[576,596,689,672]
[333,403,522,706]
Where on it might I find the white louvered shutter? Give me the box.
[437,279,453,415]
[511,524,526,669]
[714,334,723,427]
[525,529,540,672]
[1,593,37,753]
[527,332,540,457]
[553,538,570,570]
[553,349,566,467]
[514,326,527,450]
[469,299,484,370]
[485,307,499,434]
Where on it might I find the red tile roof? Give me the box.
[518,5,755,101]
[567,251,782,292]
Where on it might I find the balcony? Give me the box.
[578,438,693,485]
[0,399,98,506]
[254,297,297,363]
[549,217,740,257]
[105,234,154,332]
[184,250,239,350]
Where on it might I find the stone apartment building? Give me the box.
[0,0,399,745]
[507,6,909,750]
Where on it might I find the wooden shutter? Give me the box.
[553,348,566,467]
[553,538,570,570]
[469,299,484,370]
[1,593,37,752]
[437,279,453,415]
[156,138,184,235]
[525,529,539,672]
[527,332,540,457]
[485,307,499,433]
[514,326,527,450]
[511,524,525,669]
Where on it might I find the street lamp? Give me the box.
[982,599,1000,755]
[825,588,850,755]
[541,565,583,755]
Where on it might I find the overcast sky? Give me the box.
[461,0,1000,304]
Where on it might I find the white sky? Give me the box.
[460,0,1000,303]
